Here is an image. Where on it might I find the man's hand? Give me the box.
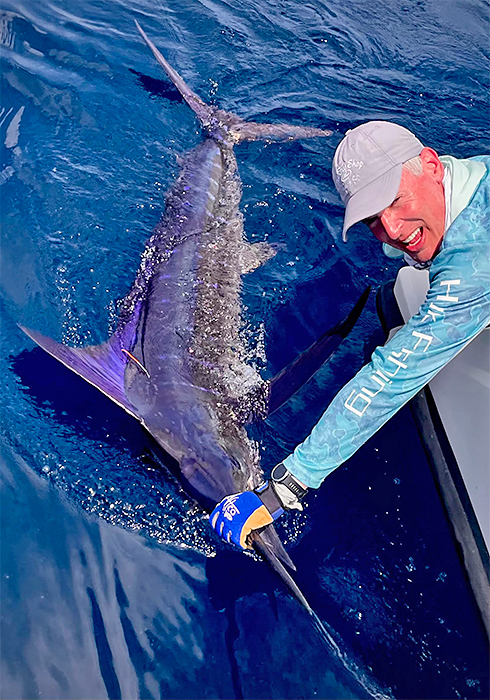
[210,491,278,549]
[210,464,308,550]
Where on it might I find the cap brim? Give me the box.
[342,164,403,241]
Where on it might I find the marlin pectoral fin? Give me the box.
[239,241,276,275]
[266,286,371,416]
[19,325,139,419]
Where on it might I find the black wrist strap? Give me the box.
[254,481,284,518]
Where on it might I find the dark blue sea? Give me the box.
[1,1,489,698]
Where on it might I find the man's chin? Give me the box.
[407,250,427,263]
[409,244,440,264]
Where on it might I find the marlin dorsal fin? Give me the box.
[19,325,139,420]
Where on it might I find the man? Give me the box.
[211,121,490,550]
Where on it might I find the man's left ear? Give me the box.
[420,147,444,183]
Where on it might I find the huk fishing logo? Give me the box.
[223,495,240,521]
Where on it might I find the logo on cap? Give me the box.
[335,158,364,201]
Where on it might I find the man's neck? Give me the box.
[439,155,486,230]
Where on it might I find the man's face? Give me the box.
[364,148,446,263]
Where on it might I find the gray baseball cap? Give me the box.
[332,121,424,241]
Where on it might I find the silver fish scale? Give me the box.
[189,145,266,489]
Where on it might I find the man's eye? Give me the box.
[362,216,378,226]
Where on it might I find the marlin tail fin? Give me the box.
[135,22,332,143]
[135,21,215,126]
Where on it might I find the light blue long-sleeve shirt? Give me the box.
[284,156,490,488]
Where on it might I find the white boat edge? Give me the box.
[378,266,490,639]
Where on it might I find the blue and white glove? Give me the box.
[210,464,308,550]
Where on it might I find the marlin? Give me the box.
[20,23,369,613]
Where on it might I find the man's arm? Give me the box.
[284,238,490,488]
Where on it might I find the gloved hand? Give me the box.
[210,490,278,549]
[210,464,308,550]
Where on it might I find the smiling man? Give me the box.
[360,147,445,263]
[336,122,450,266]
[211,121,490,550]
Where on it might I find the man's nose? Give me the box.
[379,209,402,240]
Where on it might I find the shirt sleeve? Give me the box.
[283,236,490,489]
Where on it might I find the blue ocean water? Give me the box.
[1,0,489,698]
